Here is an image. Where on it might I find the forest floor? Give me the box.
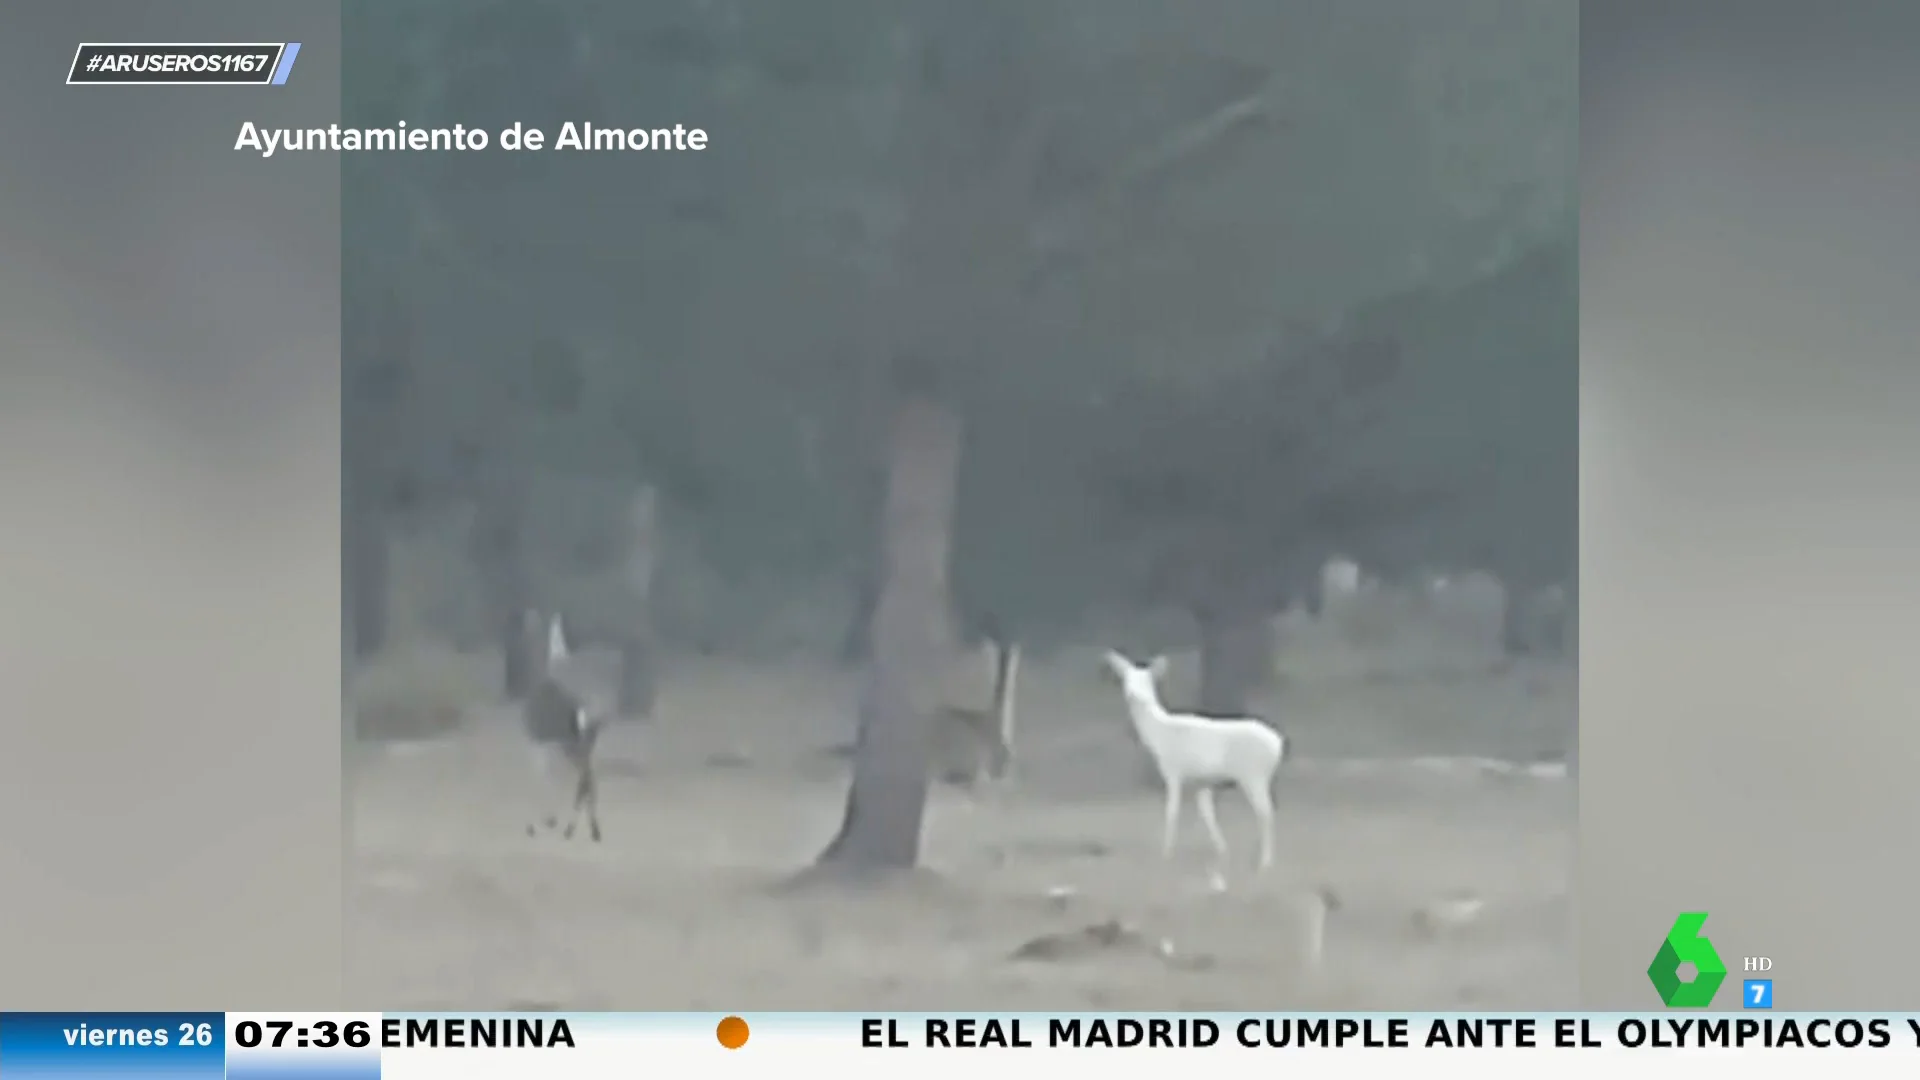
[345,626,1575,1010]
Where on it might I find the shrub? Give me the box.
[348,640,491,742]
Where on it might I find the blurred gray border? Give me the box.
[0,3,342,1005]
[1582,0,1920,1008]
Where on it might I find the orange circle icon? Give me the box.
[717,1015,750,1049]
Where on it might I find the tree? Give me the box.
[340,0,1577,868]
[815,390,963,869]
[937,2,1571,717]
[1342,236,1577,655]
[614,486,662,715]
[342,290,411,663]
[1031,313,1461,718]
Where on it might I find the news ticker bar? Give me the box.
[66,43,303,86]
[1,1012,1919,1078]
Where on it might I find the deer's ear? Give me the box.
[1101,650,1129,679]
[1147,655,1170,680]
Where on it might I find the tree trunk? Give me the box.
[343,482,389,662]
[618,631,657,717]
[343,291,408,664]
[816,395,963,872]
[494,553,532,701]
[472,464,532,700]
[836,549,881,667]
[1562,574,1579,777]
[1299,571,1325,618]
[1563,575,1579,659]
[618,486,661,717]
[1500,580,1533,657]
[1537,596,1566,655]
[1196,601,1275,717]
[834,362,892,668]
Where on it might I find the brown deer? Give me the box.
[930,635,1021,790]
[520,610,616,842]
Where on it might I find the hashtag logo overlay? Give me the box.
[1648,911,1728,1007]
[67,43,299,86]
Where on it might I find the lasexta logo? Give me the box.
[1648,911,1727,1007]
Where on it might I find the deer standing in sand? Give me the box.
[931,636,1022,790]
[1102,651,1285,887]
[521,611,616,842]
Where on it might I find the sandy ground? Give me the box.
[346,639,1575,1010]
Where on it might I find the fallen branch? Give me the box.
[1109,88,1277,194]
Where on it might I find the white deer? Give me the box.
[1102,651,1286,888]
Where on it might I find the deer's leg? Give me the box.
[562,758,587,839]
[1197,787,1231,891]
[1242,778,1276,872]
[1196,787,1229,860]
[562,754,602,842]
[583,759,602,843]
[1161,779,1183,859]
